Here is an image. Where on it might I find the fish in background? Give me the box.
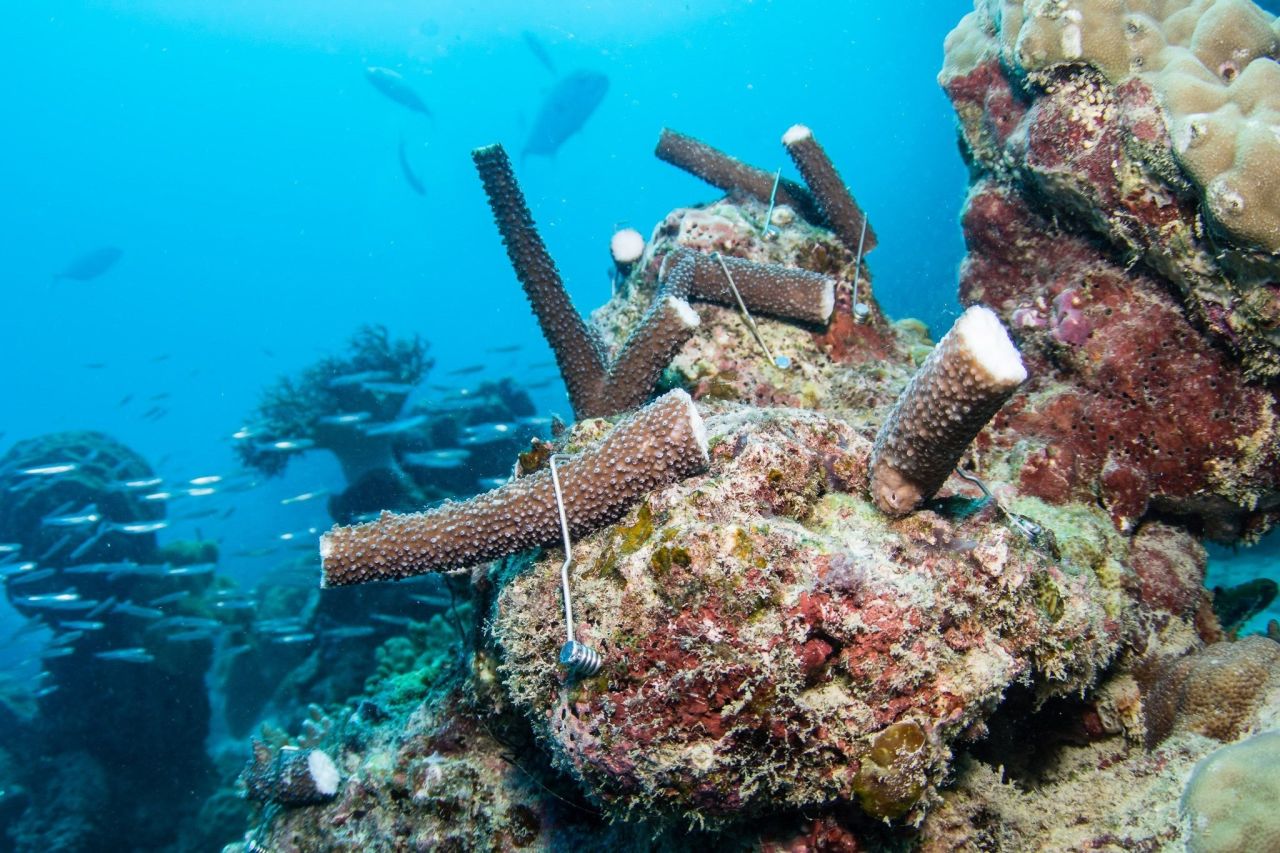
[522,70,609,161]
[397,137,426,196]
[364,66,433,119]
[521,30,557,75]
[54,246,122,283]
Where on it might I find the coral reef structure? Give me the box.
[241,43,1280,848]
[1182,730,1280,853]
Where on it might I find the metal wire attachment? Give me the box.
[760,168,782,240]
[549,454,603,678]
[850,215,870,322]
[954,467,1060,558]
[711,252,791,370]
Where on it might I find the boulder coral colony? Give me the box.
[237,1,1280,849]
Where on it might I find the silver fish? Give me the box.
[362,415,428,436]
[317,412,371,426]
[328,370,392,388]
[402,449,470,469]
[95,648,155,663]
[20,463,78,476]
[281,490,327,505]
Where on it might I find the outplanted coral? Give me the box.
[240,742,341,806]
[492,407,1125,826]
[474,143,702,419]
[781,124,878,253]
[655,127,825,226]
[251,93,1280,848]
[868,305,1027,516]
[320,390,710,586]
[664,247,837,327]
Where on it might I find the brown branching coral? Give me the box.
[782,124,878,254]
[663,247,836,327]
[473,144,701,419]
[869,305,1027,516]
[655,128,825,225]
[320,390,709,587]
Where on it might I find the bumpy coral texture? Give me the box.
[493,408,1125,826]
[942,1,1280,380]
[984,0,1280,253]
[655,128,824,226]
[782,124,878,253]
[665,247,836,327]
[1140,635,1280,745]
[474,144,700,419]
[1182,730,1280,853]
[869,306,1025,517]
[320,390,709,586]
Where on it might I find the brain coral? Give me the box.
[1182,730,1280,853]
[982,0,1280,253]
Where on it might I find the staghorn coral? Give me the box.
[942,0,1280,378]
[781,124,878,254]
[249,114,1280,847]
[320,390,710,587]
[663,246,837,327]
[869,305,1027,516]
[473,143,702,418]
[655,127,825,226]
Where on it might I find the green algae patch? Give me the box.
[853,721,929,821]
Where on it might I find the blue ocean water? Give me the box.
[2,1,1277,849]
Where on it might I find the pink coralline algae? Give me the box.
[237,32,1280,842]
[939,9,1280,541]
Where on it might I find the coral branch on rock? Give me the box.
[663,246,837,326]
[654,128,825,225]
[474,143,701,418]
[781,124,878,253]
[869,305,1027,516]
[240,742,341,806]
[320,390,709,587]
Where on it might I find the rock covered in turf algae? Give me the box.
[492,406,1128,825]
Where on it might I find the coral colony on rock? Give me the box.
[215,4,1280,849]
[4,2,1280,852]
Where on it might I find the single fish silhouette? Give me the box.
[397,137,426,196]
[364,66,432,118]
[55,246,122,282]
[521,30,557,75]
[522,70,609,161]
